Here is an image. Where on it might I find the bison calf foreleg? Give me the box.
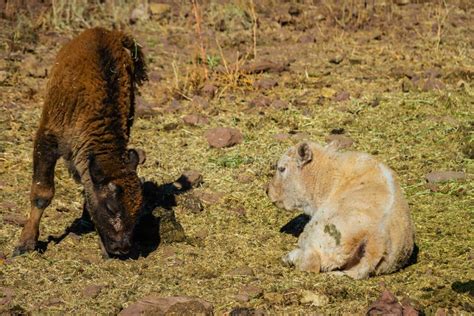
[14,131,58,256]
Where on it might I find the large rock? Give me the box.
[205,127,243,148]
[119,295,213,316]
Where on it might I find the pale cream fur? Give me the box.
[268,141,415,279]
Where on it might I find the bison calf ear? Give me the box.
[128,148,146,170]
[297,142,312,168]
[88,154,107,186]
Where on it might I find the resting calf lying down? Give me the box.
[268,141,415,279]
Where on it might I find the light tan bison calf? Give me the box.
[268,141,415,279]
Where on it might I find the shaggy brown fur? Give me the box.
[13,27,148,257]
[268,141,415,279]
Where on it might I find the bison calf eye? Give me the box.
[278,166,286,173]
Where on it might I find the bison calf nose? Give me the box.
[108,238,132,255]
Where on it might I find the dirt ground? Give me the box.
[0,0,473,314]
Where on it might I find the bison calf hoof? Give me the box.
[12,241,36,257]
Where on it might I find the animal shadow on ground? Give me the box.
[36,176,193,260]
[279,213,419,267]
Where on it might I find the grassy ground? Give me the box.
[0,1,473,314]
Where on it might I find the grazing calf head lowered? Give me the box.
[14,27,148,258]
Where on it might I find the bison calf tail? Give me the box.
[121,34,148,86]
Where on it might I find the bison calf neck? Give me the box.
[14,27,148,257]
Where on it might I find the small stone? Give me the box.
[273,133,290,141]
[195,191,225,205]
[230,265,254,276]
[422,78,445,91]
[230,206,246,216]
[435,308,447,316]
[191,95,209,108]
[239,285,263,299]
[253,78,277,90]
[325,134,354,149]
[82,285,104,298]
[201,83,217,98]
[329,55,344,64]
[180,194,204,213]
[235,173,253,184]
[367,289,402,315]
[299,33,316,44]
[205,127,243,148]
[234,294,250,303]
[135,96,157,117]
[249,96,272,107]
[183,114,209,126]
[321,87,337,98]
[164,99,181,113]
[271,99,289,110]
[425,171,466,184]
[177,170,203,188]
[333,91,350,102]
[163,122,178,131]
[2,213,27,226]
[300,290,329,307]
[242,60,290,74]
[119,296,213,316]
[129,4,149,24]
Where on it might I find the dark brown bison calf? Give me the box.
[14,27,148,257]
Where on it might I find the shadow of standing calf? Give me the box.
[38,177,193,260]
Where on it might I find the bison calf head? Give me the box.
[86,149,145,256]
[267,142,314,211]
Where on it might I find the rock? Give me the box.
[157,209,186,243]
[329,55,344,64]
[163,123,178,131]
[135,96,157,117]
[230,307,265,316]
[238,285,263,300]
[333,91,350,102]
[300,290,329,307]
[253,78,278,90]
[164,99,181,113]
[230,265,254,276]
[82,285,104,299]
[205,127,243,148]
[149,3,171,19]
[129,4,149,24]
[367,288,420,316]
[191,95,209,108]
[299,33,316,44]
[273,133,290,141]
[234,294,250,303]
[242,60,290,74]
[42,297,63,307]
[119,296,213,316]
[230,206,246,216]
[183,114,209,126]
[176,170,203,188]
[271,99,289,110]
[0,287,14,306]
[195,191,225,205]
[249,96,272,107]
[201,83,217,98]
[325,134,354,149]
[2,213,27,226]
[235,173,254,183]
[425,171,466,184]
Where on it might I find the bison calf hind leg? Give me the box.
[13,131,58,256]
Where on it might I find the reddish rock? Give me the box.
[230,265,254,276]
[201,83,217,98]
[271,99,289,110]
[195,191,225,205]
[249,96,272,107]
[299,33,316,44]
[119,296,213,316]
[253,78,278,90]
[367,289,420,316]
[205,127,243,148]
[135,96,157,117]
[333,91,350,102]
[425,171,466,183]
[177,170,203,188]
[273,133,290,141]
[164,99,181,113]
[191,95,209,108]
[82,285,104,299]
[239,285,263,300]
[325,134,354,149]
[182,114,209,126]
[2,213,27,226]
[242,60,290,74]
